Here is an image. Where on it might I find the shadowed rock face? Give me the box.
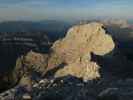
[0,32,51,92]
[23,51,49,75]
[0,32,51,73]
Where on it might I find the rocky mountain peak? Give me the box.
[52,22,115,64]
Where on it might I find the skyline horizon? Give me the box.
[0,17,132,23]
[0,0,133,21]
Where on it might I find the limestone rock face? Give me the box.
[55,58,100,82]
[23,51,48,74]
[52,22,115,64]
[47,52,63,71]
[52,22,115,81]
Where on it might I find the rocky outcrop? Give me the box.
[52,22,115,81]
[55,60,100,82]
[52,22,115,64]
[23,51,49,75]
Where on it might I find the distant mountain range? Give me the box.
[0,20,73,41]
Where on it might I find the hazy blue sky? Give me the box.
[0,0,132,21]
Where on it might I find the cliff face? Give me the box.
[51,22,115,81]
[52,22,115,64]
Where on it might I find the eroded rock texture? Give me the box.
[52,22,115,63]
[52,22,115,81]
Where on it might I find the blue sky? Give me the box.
[0,0,132,21]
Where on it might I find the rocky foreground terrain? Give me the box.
[0,22,133,100]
